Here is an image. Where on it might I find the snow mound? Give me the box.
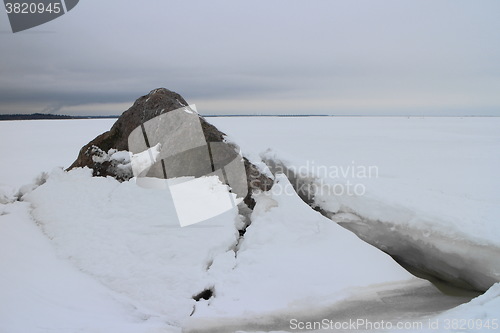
[188,174,415,322]
[0,184,15,204]
[24,168,241,326]
[444,282,500,320]
[262,153,500,291]
[22,169,418,331]
[209,117,500,291]
[0,202,179,333]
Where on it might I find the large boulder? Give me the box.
[68,88,273,208]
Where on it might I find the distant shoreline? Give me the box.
[0,113,119,121]
[203,114,499,118]
[1,113,498,121]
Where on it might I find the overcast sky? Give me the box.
[1,0,499,116]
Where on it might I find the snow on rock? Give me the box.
[24,167,241,326]
[0,201,179,333]
[130,143,161,177]
[89,145,134,180]
[187,174,415,323]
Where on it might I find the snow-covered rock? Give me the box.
[68,88,273,207]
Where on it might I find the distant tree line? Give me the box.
[0,113,119,121]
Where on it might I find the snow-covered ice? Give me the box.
[210,117,500,247]
[424,282,500,333]
[388,283,500,333]
[0,119,115,189]
[190,174,413,317]
[20,167,419,329]
[0,201,180,333]
[211,116,500,291]
[1,117,499,332]
[24,167,241,325]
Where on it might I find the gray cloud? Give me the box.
[1,0,499,115]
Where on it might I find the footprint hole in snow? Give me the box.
[192,287,215,301]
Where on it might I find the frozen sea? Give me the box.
[0,117,499,333]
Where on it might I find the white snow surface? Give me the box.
[0,201,179,333]
[401,283,500,333]
[1,117,499,332]
[210,117,500,247]
[23,167,241,326]
[0,184,15,204]
[20,168,415,330]
[189,174,413,319]
[211,117,500,291]
[0,119,115,189]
